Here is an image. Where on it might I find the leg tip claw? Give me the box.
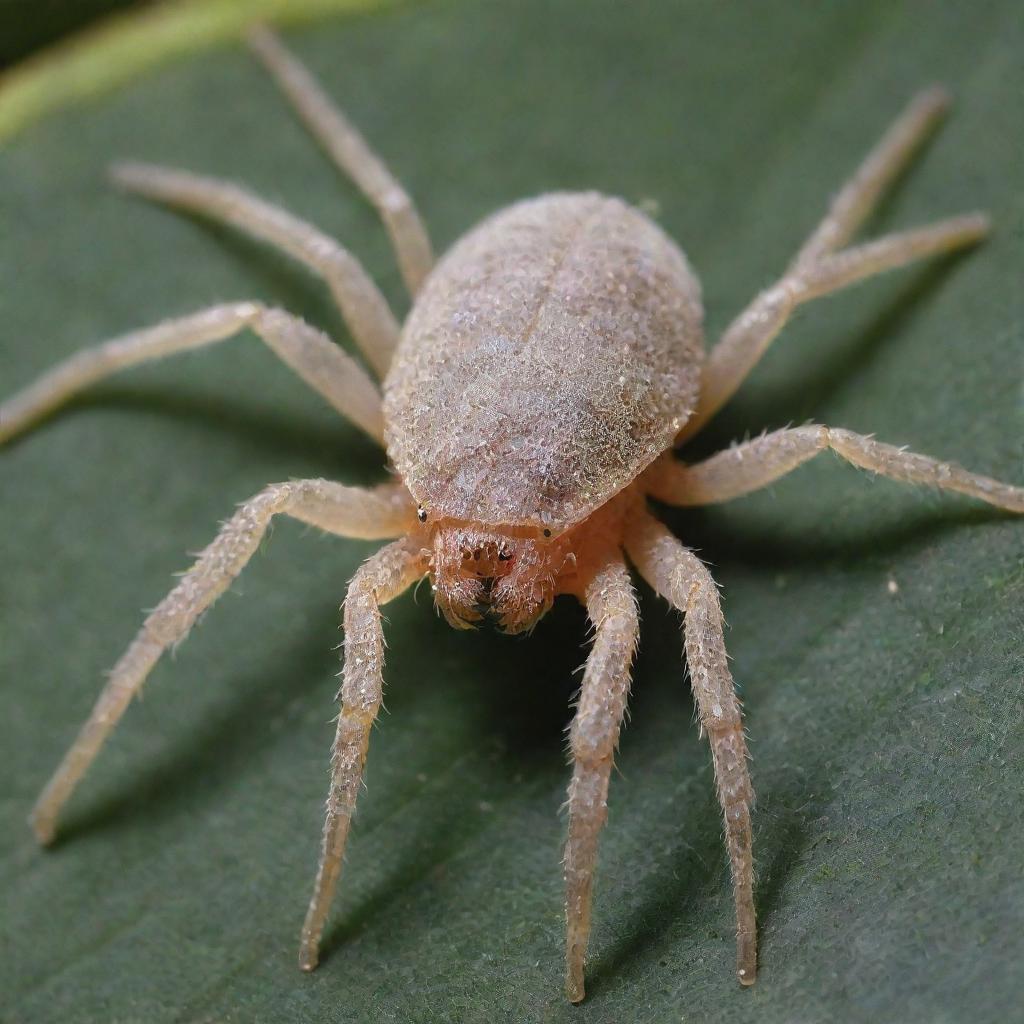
[737,938,757,987]
[298,940,320,973]
[30,812,56,847]
[565,970,585,1004]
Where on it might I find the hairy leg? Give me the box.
[29,479,416,845]
[299,537,427,970]
[0,303,383,445]
[564,554,639,1002]
[682,87,986,441]
[624,510,756,986]
[112,163,399,378]
[649,424,1024,512]
[247,26,434,297]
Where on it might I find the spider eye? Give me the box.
[543,528,552,538]
[417,505,428,523]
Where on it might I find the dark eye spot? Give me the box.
[417,505,428,523]
[543,529,552,538]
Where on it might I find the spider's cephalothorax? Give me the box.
[4,26,1022,1005]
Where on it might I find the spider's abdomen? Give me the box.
[383,192,704,529]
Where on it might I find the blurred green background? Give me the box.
[0,1,144,67]
[2,2,1022,1022]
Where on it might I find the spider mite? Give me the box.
[3,26,1022,1003]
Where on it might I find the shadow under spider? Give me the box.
[557,566,820,1000]
[692,253,973,460]
[41,589,518,978]
[667,501,1013,571]
[318,600,586,962]
[69,385,386,481]
[49,600,345,848]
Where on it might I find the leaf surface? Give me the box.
[2,3,1022,1022]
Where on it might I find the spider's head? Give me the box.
[426,519,570,635]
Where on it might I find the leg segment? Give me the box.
[247,26,434,297]
[624,510,756,987]
[791,216,989,305]
[29,479,416,845]
[0,303,383,445]
[112,163,399,378]
[791,85,951,269]
[299,537,427,970]
[564,555,639,1002]
[648,424,1024,512]
[681,88,987,441]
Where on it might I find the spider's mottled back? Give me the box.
[383,193,704,529]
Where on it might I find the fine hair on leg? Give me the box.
[111,163,400,378]
[29,479,416,845]
[0,303,384,445]
[299,537,427,970]
[648,424,1024,512]
[624,509,757,986]
[563,554,639,1002]
[681,87,988,442]
[246,25,434,297]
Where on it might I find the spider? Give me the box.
[2,26,1022,1005]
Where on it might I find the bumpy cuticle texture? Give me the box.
[384,193,705,529]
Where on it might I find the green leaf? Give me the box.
[0,0,403,143]
[2,2,1021,1022]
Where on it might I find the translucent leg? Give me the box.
[30,479,416,845]
[682,87,987,441]
[0,302,384,445]
[247,26,434,297]
[563,555,639,1002]
[649,424,1024,512]
[625,510,757,986]
[112,163,399,377]
[299,537,427,969]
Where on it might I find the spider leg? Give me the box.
[0,303,383,446]
[791,86,953,269]
[682,87,987,441]
[111,163,399,378]
[624,509,756,987]
[247,26,433,298]
[299,537,426,970]
[563,554,639,1003]
[648,424,1024,512]
[29,479,416,846]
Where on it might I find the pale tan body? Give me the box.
[3,28,1022,1004]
